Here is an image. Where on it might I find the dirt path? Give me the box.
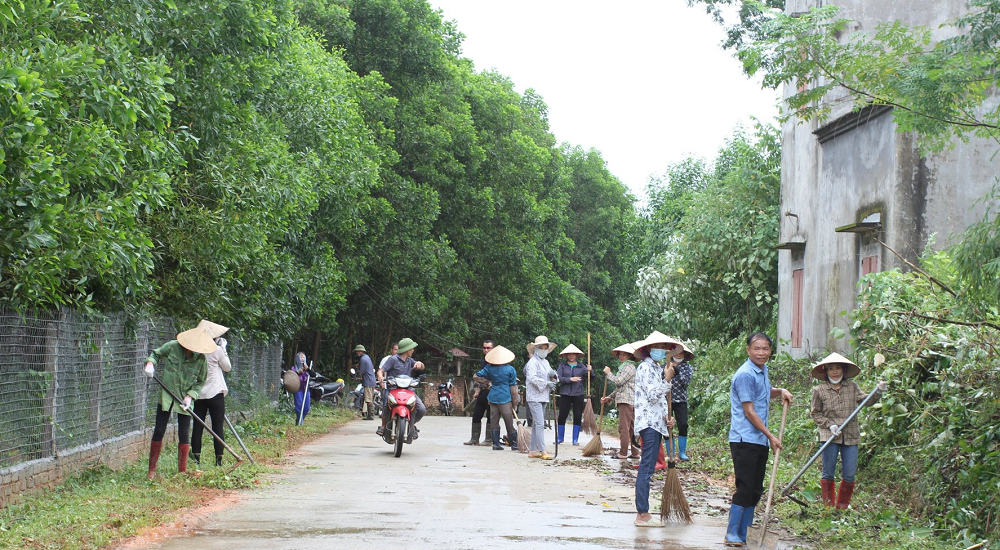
[112,416,801,550]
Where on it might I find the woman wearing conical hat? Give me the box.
[602,342,642,459]
[191,321,231,467]
[142,320,215,479]
[810,353,886,510]
[555,343,592,446]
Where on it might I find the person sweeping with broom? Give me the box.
[632,333,681,527]
[810,353,886,509]
[555,344,592,446]
[724,332,793,547]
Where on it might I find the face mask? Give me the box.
[535,348,550,359]
[829,375,843,384]
[649,349,667,362]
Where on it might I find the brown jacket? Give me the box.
[810,380,881,446]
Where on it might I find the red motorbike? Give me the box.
[381,374,422,457]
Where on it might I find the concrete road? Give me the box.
[144,416,729,550]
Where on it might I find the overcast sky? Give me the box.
[430,0,780,200]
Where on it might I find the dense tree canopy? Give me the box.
[1,0,644,364]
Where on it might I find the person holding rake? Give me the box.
[142,321,214,479]
[725,332,793,547]
[810,352,886,509]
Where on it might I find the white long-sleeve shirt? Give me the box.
[198,344,231,399]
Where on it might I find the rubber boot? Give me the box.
[191,452,201,466]
[723,504,745,546]
[678,436,689,461]
[737,505,756,543]
[655,444,667,470]
[484,421,493,445]
[509,432,518,451]
[147,441,163,480]
[464,422,482,445]
[820,479,836,507]
[215,454,223,467]
[178,444,190,474]
[557,425,565,443]
[836,481,855,509]
[572,425,581,445]
[492,430,503,450]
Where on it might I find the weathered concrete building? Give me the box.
[776,0,1000,357]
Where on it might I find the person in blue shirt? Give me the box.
[473,345,521,451]
[724,332,793,547]
[354,345,377,420]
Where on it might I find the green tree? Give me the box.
[638,122,781,339]
[1,0,180,312]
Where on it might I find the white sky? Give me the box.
[430,0,780,200]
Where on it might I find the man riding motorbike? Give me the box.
[376,338,426,438]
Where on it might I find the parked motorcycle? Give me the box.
[381,374,422,457]
[348,379,382,416]
[437,378,454,416]
[308,372,345,406]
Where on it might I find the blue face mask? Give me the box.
[649,349,667,362]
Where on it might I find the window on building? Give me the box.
[792,268,804,348]
[861,255,879,276]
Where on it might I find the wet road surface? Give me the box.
[143,416,730,549]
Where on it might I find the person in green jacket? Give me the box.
[142,320,215,479]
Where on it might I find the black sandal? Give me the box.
[376,426,384,436]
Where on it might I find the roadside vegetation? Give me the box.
[0,406,353,550]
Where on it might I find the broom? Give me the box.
[514,407,530,453]
[581,375,609,457]
[581,332,597,435]
[660,392,692,523]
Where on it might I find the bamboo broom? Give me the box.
[581,332,597,435]
[660,392,692,523]
[514,407,530,453]
[581,375,609,457]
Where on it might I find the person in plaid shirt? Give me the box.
[603,342,640,459]
[810,352,886,509]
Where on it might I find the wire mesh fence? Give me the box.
[0,309,282,471]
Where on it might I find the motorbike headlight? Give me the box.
[387,393,398,406]
[406,395,417,407]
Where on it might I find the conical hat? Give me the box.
[611,343,635,355]
[559,344,584,356]
[282,370,301,393]
[811,352,861,380]
[196,319,229,339]
[485,345,515,365]
[176,321,221,354]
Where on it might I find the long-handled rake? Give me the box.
[152,375,244,463]
[660,393,692,523]
[581,375,609,457]
[748,400,789,550]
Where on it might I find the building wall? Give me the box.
[777,0,1000,357]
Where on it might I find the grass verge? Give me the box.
[0,405,353,550]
